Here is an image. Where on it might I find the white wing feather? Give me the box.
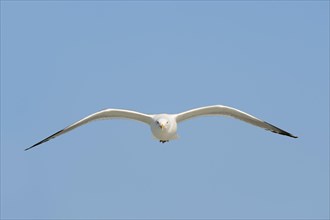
[175,105,297,138]
[25,109,153,150]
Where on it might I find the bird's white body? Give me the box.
[25,105,297,151]
[151,114,178,142]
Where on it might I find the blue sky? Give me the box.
[1,1,329,219]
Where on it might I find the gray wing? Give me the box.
[175,105,297,138]
[25,109,153,151]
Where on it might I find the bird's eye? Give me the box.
[166,121,169,124]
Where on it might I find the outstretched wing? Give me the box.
[25,109,153,151]
[175,105,297,138]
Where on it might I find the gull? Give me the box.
[25,105,297,151]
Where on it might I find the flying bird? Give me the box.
[25,105,297,151]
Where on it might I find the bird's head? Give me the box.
[156,118,169,130]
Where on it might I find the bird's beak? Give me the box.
[160,124,165,130]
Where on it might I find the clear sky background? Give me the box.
[1,1,329,219]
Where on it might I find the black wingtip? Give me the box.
[273,128,298,139]
[24,146,35,151]
[283,133,298,139]
[269,130,298,139]
[264,121,298,139]
[25,129,65,151]
[24,141,43,151]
